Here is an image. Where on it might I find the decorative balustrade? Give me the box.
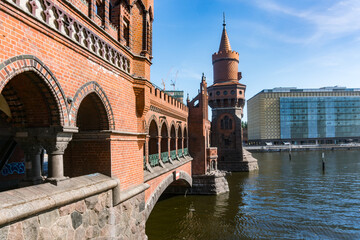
[161,152,169,163]
[149,154,159,167]
[184,148,189,156]
[6,0,131,74]
[170,150,177,160]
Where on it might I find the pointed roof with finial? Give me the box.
[219,13,231,52]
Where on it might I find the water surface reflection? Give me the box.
[146,150,360,239]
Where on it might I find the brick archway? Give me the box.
[144,170,192,220]
[70,82,115,130]
[177,123,183,150]
[170,122,176,152]
[159,118,170,136]
[0,55,68,126]
[145,115,160,133]
[184,125,188,148]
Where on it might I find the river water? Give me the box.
[146,150,360,240]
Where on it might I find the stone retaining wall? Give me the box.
[0,174,147,240]
[190,171,229,195]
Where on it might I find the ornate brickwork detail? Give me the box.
[159,118,169,136]
[177,122,183,137]
[1,86,26,126]
[169,120,176,137]
[0,55,69,126]
[4,0,131,74]
[145,114,159,133]
[70,81,115,130]
[149,105,187,121]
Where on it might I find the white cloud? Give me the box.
[252,0,360,43]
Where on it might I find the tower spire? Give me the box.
[219,14,231,52]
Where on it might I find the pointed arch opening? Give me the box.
[0,69,65,190]
[148,119,159,167]
[184,126,188,155]
[177,125,183,156]
[170,124,176,160]
[160,122,169,163]
[76,93,110,131]
[64,89,112,178]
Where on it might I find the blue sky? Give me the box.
[150,0,360,121]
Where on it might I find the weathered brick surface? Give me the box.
[0,0,198,237]
[0,0,191,197]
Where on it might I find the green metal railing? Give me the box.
[170,150,177,160]
[184,148,189,156]
[161,152,169,163]
[149,154,159,167]
[178,148,183,157]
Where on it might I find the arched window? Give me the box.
[220,115,232,130]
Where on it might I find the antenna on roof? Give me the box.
[223,12,226,27]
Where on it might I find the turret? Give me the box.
[208,17,246,110]
[212,18,241,84]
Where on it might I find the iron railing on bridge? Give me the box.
[145,149,190,170]
[161,152,169,163]
[178,149,183,157]
[149,154,159,167]
[170,150,177,160]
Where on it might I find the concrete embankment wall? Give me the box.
[0,174,148,239]
[245,145,360,153]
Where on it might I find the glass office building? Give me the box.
[280,97,360,139]
[248,87,360,145]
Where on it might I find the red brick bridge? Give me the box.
[0,0,196,238]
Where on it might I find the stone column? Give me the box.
[157,136,161,159]
[16,138,43,184]
[182,137,185,153]
[41,133,72,183]
[144,135,153,172]
[157,136,165,167]
[167,137,170,157]
[145,135,149,165]
[175,135,178,156]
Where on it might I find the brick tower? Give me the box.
[208,18,258,171]
[187,74,229,194]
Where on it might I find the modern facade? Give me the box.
[248,87,360,145]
